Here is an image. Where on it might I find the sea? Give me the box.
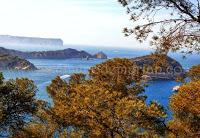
[1,47,200,119]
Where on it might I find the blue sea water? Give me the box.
[1,47,200,118]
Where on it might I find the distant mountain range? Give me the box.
[0,47,107,59]
[0,35,63,47]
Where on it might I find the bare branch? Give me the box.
[168,0,198,22]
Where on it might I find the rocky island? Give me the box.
[131,54,185,80]
[93,52,107,59]
[0,55,37,70]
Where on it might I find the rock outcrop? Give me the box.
[0,55,37,70]
[131,54,185,80]
[93,52,107,59]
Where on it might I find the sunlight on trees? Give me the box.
[41,59,167,137]
[168,80,200,137]
[188,64,200,81]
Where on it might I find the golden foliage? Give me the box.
[188,64,200,81]
[44,59,167,137]
[168,80,200,137]
[89,58,143,94]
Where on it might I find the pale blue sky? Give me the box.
[0,0,149,49]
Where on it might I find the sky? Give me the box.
[0,0,150,49]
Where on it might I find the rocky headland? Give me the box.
[0,47,107,59]
[0,54,37,70]
[131,54,185,80]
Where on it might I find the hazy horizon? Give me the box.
[0,0,151,49]
[0,34,150,51]
[0,43,152,52]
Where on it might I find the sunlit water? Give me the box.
[1,48,200,119]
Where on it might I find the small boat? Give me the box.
[172,86,180,92]
[86,56,90,60]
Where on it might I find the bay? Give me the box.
[1,48,200,119]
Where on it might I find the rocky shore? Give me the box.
[0,55,37,70]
